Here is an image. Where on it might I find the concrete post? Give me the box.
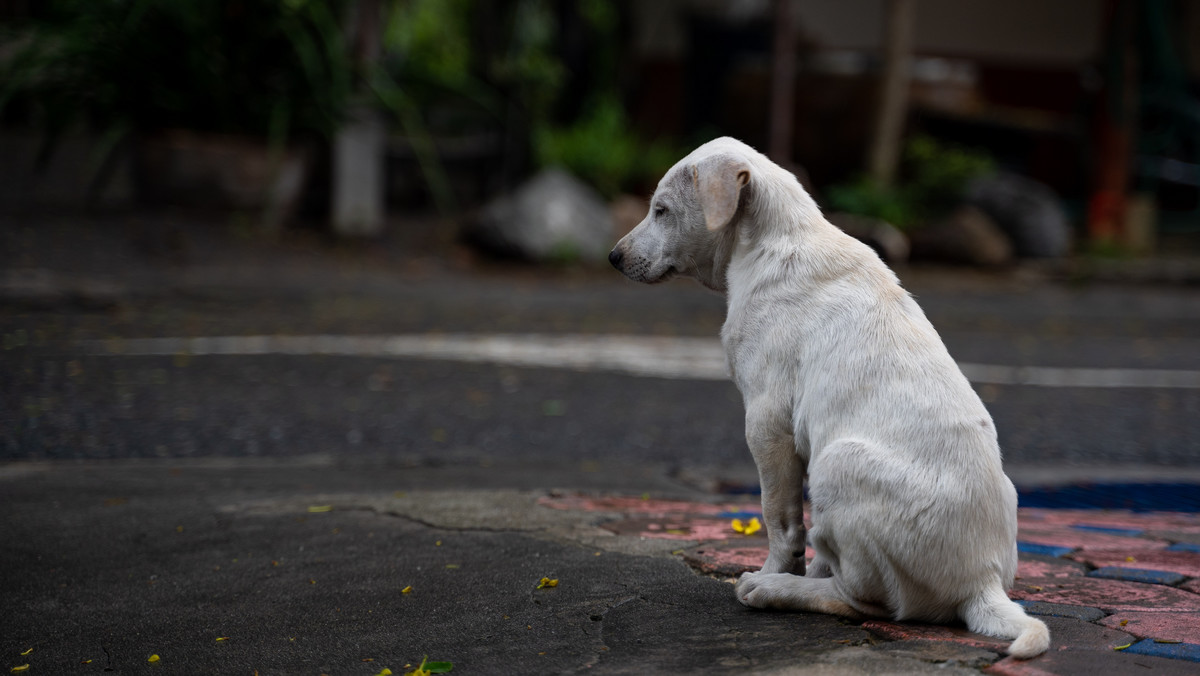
[332,0,385,238]
[332,104,386,237]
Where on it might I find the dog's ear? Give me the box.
[693,154,750,231]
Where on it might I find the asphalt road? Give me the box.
[3,215,1200,470]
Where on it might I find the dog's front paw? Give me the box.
[735,571,788,609]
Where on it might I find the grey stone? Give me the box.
[987,647,1200,676]
[827,212,911,263]
[1040,616,1134,651]
[870,639,1000,669]
[467,168,616,263]
[908,204,1014,266]
[1019,601,1107,622]
[966,171,1072,258]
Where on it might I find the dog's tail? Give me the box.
[960,584,1050,659]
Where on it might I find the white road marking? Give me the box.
[85,333,1200,389]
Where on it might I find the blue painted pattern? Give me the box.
[1087,566,1187,586]
[1017,542,1074,557]
[1018,483,1200,512]
[1122,639,1200,663]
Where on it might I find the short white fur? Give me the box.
[609,137,1049,659]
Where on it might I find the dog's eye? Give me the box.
[654,206,667,218]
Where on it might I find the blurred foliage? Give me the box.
[534,95,680,198]
[530,0,681,197]
[1,0,675,206]
[0,0,351,143]
[826,135,995,230]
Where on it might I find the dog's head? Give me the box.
[608,137,754,293]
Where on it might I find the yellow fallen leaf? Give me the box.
[81,660,92,665]
[216,637,229,642]
[308,505,333,513]
[148,654,161,662]
[1155,639,1182,644]
[1120,619,1129,626]
[404,656,431,676]
[401,585,413,594]
[11,666,30,673]
[1114,642,1132,651]
[376,669,393,676]
[731,517,762,536]
[18,650,31,657]
[1126,556,1136,562]
[537,577,558,589]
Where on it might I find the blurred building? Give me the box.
[626,0,1200,243]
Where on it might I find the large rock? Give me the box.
[827,212,910,263]
[965,172,1072,258]
[467,168,615,263]
[908,205,1014,266]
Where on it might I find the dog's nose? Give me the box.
[608,248,624,270]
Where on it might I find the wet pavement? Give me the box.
[3,212,1200,674]
[4,460,1200,675]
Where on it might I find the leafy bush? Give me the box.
[1,0,351,143]
[533,96,681,198]
[825,135,995,230]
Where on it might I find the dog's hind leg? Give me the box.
[806,552,833,578]
[735,572,865,619]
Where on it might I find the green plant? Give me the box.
[824,179,919,230]
[533,95,681,198]
[825,135,995,230]
[1,0,352,144]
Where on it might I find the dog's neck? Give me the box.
[722,174,896,301]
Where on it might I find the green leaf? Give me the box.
[424,661,454,673]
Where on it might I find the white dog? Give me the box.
[609,137,1049,659]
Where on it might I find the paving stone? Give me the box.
[1018,527,1169,552]
[1014,600,1106,621]
[1122,639,1200,662]
[681,542,772,576]
[1074,549,1200,577]
[1071,524,1145,537]
[985,647,1200,676]
[1038,615,1134,651]
[870,639,1000,669]
[1099,611,1200,643]
[1182,579,1200,595]
[537,494,760,517]
[1008,576,1200,612]
[1017,542,1075,558]
[601,515,742,541]
[861,620,1011,654]
[1016,553,1088,578]
[1019,509,1200,530]
[1088,566,1187,586]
